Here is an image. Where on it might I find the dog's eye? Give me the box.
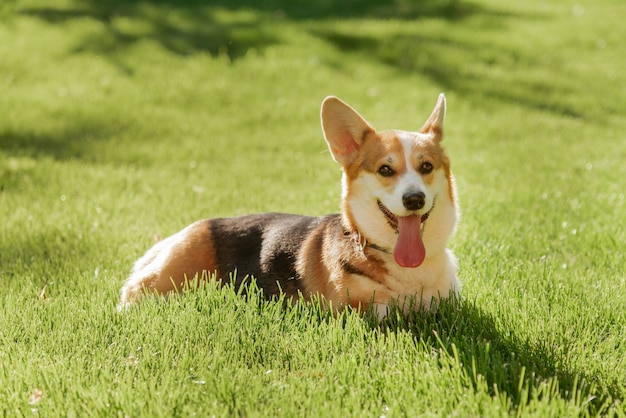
[420,162,434,174]
[378,165,394,177]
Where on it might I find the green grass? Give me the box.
[1,0,626,415]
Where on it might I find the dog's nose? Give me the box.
[402,191,425,211]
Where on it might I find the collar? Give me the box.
[350,230,391,254]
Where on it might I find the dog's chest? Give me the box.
[378,254,445,294]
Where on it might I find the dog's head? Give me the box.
[321,94,455,268]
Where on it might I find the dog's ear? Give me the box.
[321,96,375,166]
[419,93,446,141]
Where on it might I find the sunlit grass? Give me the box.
[1,0,625,415]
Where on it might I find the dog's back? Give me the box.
[120,213,330,305]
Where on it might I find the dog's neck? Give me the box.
[349,229,391,255]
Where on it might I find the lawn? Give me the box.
[1,0,625,415]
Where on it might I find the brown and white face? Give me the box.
[352,128,448,219]
[321,94,453,267]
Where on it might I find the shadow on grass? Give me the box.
[17,0,475,61]
[0,228,89,288]
[3,0,478,163]
[183,277,620,415]
[378,298,620,415]
[17,0,584,119]
[20,3,278,62]
[312,28,584,119]
[0,118,124,163]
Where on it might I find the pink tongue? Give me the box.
[394,215,425,268]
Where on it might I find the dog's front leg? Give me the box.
[372,303,389,322]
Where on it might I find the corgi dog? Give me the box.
[119,94,459,318]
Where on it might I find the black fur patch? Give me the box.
[341,260,366,277]
[210,213,337,297]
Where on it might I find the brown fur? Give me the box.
[120,221,218,303]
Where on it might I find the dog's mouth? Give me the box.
[377,200,434,268]
[377,200,432,231]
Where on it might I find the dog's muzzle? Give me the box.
[377,199,434,232]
